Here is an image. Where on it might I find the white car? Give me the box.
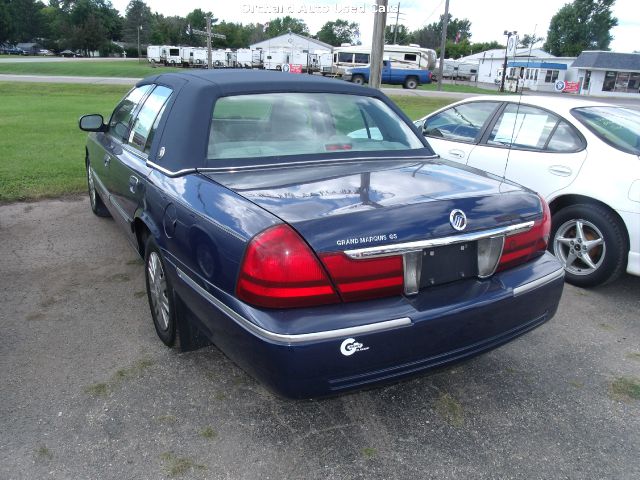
[415,95,640,287]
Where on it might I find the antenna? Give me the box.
[502,25,536,179]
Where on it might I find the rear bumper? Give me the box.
[168,252,564,399]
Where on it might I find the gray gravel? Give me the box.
[1,197,639,480]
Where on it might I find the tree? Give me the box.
[123,0,152,47]
[3,0,46,43]
[544,0,617,56]
[409,13,471,49]
[519,33,544,49]
[384,24,409,44]
[316,19,359,46]
[264,16,308,38]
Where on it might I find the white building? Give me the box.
[459,48,554,84]
[250,33,332,55]
[504,58,577,92]
[571,51,640,98]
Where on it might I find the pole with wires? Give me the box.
[370,0,388,90]
[393,3,400,44]
[436,0,449,92]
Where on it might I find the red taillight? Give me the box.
[320,253,404,302]
[497,195,551,271]
[236,225,340,308]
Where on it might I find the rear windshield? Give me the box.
[207,93,425,160]
[571,106,640,155]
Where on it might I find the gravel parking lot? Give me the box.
[1,197,639,480]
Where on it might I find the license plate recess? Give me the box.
[420,242,478,287]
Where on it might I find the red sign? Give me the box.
[289,64,303,74]
[563,81,580,93]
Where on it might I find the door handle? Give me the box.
[448,149,465,159]
[103,154,111,167]
[549,165,572,177]
[129,175,139,194]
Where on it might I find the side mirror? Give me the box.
[79,114,106,132]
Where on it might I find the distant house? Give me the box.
[16,42,41,55]
[571,51,640,97]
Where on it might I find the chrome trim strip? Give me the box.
[513,268,565,297]
[109,195,133,223]
[344,221,535,259]
[175,267,412,344]
[146,160,197,177]
[90,166,132,222]
[90,166,109,198]
[197,155,438,173]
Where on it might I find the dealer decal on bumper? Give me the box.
[340,338,369,356]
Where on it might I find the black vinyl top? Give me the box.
[140,69,380,95]
[138,69,431,174]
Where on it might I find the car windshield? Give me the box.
[571,106,640,155]
[207,93,425,160]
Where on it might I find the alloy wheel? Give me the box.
[147,252,170,331]
[553,219,606,276]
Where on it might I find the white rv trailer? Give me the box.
[436,59,479,80]
[146,45,180,64]
[328,44,437,76]
[236,48,262,68]
[162,46,182,65]
[262,48,317,72]
[185,47,208,67]
[146,45,162,63]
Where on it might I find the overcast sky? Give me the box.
[111,0,638,53]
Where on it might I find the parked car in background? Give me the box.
[343,60,432,89]
[415,96,640,287]
[59,49,81,57]
[79,71,564,398]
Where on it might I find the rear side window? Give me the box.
[546,122,583,152]
[487,104,558,150]
[108,85,152,142]
[423,102,500,142]
[128,85,173,153]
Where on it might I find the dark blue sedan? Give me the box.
[79,70,564,398]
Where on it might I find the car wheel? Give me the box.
[352,75,365,85]
[550,204,627,287]
[145,237,178,346]
[86,162,111,217]
[404,77,418,89]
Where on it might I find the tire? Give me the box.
[145,237,178,347]
[86,161,111,218]
[404,76,418,89]
[352,75,365,85]
[550,203,627,287]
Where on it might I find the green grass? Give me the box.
[0,82,456,202]
[0,82,129,201]
[609,376,640,402]
[384,82,501,94]
[0,60,179,78]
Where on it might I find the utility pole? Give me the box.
[500,30,517,92]
[370,0,388,89]
[206,14,212,69]
[188,16,225,69]
[137,25,142,62]
[393,3,400,44]
[436,0,449,91]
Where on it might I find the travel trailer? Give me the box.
[329,44,436,76]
